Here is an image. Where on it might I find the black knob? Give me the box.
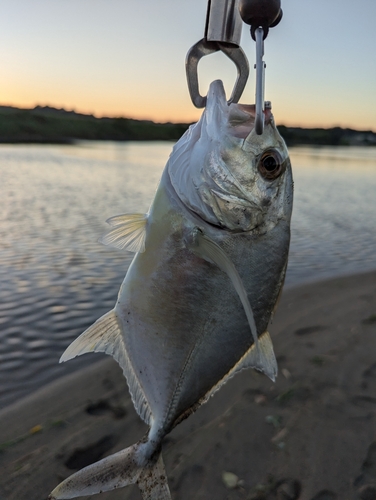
[239,0,282,39]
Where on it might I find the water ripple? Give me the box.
[1,142,376,408]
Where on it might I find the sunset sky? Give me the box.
[1,0,375,130]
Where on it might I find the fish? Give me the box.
[49,79,293,500]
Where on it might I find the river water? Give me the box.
[1,142,376,408]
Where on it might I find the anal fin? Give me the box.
[60,310,152,425]
[99,213,148,253]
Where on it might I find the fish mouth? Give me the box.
[205,80,273,140]
[228,103,273,139]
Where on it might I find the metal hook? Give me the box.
[254,26,266,135]
[238,1,283,134]
[186,38,249,108]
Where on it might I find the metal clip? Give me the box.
[186,39,249,108]
[185,0,249,108]
[254,26,266,135]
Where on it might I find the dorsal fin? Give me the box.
[60,310,152,425]
[99,213,148,253]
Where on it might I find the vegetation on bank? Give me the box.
[0,105,375,147]
[277,125,376,147]
[0,105,189,143]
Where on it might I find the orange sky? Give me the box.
[1,0,375,130]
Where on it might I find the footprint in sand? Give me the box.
[65,435,117,470]
[275,478,301,499]
[357,485,376,500]
[309,491,337,500]
[354,441,376,499]
[361,362,376,391]
[294,325,327,336]
[86,399,127,419]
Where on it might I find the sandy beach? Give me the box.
[1,270,376,500]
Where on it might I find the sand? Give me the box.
[0,271,376,500]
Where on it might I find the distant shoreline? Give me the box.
[1,104,376,147]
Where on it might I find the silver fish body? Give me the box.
[50,80,293,500]
[122,171,289,431]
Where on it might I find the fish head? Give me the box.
[168,80,293,233]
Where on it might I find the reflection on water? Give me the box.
[287,146,376,285]
[0,142,376,408]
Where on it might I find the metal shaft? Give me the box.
[205,0,243,46]
[254,27,265,134]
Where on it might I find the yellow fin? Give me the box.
[99,213,148,253]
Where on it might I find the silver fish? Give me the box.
[50,80,293,500]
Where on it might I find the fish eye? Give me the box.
[258,150,284,180]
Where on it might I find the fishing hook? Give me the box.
[254,26,265,135]
[239,0,283,134]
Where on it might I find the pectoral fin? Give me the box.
[189,229,259,346]
[188,229,277,379]
[99,213,148,253]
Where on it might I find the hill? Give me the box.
[0,105,375,146]
[0,105,189,143]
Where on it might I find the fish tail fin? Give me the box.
[49,439,171,500]
[138,452,171,500]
